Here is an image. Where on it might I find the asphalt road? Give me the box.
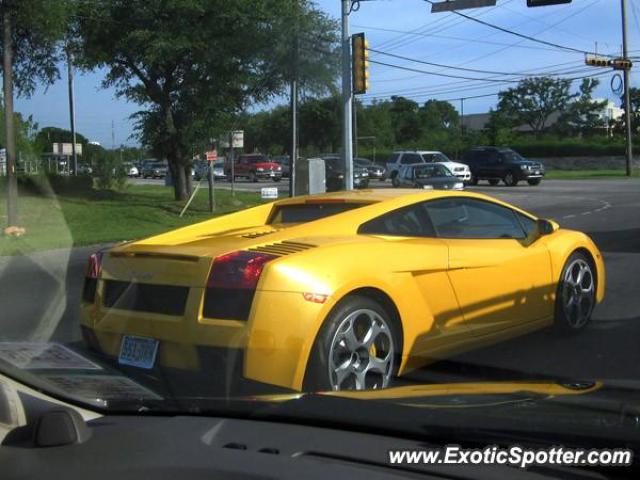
[1,178,639,392]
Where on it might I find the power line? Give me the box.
[423,0,604,56]
[368,59,522,82]
[361,69,614,102]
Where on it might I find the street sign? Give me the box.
[205,150,217,162]
[430,0,496,13]
[261,187,278,200]
[527,0,571,7]
[219,131,244,149]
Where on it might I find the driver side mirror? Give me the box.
[536,218,556,236]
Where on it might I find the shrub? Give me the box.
[0,174,94,195]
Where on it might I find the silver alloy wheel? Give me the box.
[328,308,395,391]
[561,258,595,329]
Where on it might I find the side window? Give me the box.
[516,212,537,237]
[359,203,436,237]
[424,198,526,239]
[400,154,415,165]
[388,153,400,164]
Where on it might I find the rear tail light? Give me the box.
[85,251,104,279]
[203,251,277,320]
[82,251,104,304]
[207,251,277,290]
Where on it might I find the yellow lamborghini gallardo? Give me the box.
[80,189,605,391]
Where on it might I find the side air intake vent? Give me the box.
[248,241,316,257]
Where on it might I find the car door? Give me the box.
[358,203,467,351]
[423,197,554,336]
[483,150,503,179]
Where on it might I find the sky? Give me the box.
[14,0,640,148]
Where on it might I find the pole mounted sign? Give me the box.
[430,0,496,13]
[205,150,217,162]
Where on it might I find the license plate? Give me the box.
[118,336,159,369]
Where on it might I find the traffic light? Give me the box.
[585,56,610,67]
[611,58,633,71]
[352,33,369,95]
[527,0,571,7]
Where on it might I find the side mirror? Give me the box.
[537,219,555,236]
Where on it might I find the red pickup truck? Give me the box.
[225,153,282,182]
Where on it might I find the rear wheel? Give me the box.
[503,171,518,186]
[391,173,400,188]
[304,296,400,391]
[555,252,596,333]
[488,178,500,186]
[469,173,478,186]
[528,178,542,186]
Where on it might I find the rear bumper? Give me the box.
[80,287,329,391]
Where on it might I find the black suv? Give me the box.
[461,147,545,186]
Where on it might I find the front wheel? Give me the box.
[304,296,400,391]
[488,179,500,186]
[528,178,542,186]
[554,252,596,333]
[503,171,518,186]
[468,173,479,186]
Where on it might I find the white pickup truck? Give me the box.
[386,150,471,187]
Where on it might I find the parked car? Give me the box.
[396,163,465,191]
[194,160,226,181]
[80,189,604,391]
[322,155,369,191]
[272,155,291,178]
[354,157,386,181]
[77,164,93,175]
[141,161,168,178]
[123,162,139,177]
[226,153,282,182]
[386,151,471,186]
[461,147,545,186]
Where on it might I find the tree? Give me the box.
[1,0,71,227]
[76,0,338,201]
[556,78,607,135]
[389,96,421,144]
[419,100,459,131]
[496,77,577,135]
[618,86,640,134]
[34,126,88,154]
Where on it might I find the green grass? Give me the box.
[0,185,264,256]
[545,169,640,179]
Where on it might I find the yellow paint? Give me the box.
[80,189,605,391]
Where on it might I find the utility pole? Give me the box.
[289,1,299,198]
[621,0,633,176]
[460,97,465,138]
[341,0,353,190]
[67,47,78,176]
[3,4,18,227]
[111,120,115,150]
[353,98,358,159]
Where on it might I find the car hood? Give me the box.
[252,162,280,169]
[438,160,468,170]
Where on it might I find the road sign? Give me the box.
[430,0,496,13]
[261,187,278,200]
[219,131,244,149]
[205,150,217,162]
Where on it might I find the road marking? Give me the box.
[563,214,576,219]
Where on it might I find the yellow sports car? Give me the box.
[80,189,605,392]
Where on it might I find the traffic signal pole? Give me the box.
[621,0,633,176]
[341,0,354,190]
[3,7,18,227]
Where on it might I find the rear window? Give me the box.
[268,203,367,224]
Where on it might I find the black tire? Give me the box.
[554,251,596,334]
[503,171,518,186]
[527,178,542,186]
[469,173,479,186]
[273,177,281,182]
[391,175,400,188]
[488,179,500,186]
[250,172,259,183]
[304,295,401,392]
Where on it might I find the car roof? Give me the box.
[393,150,442,154]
